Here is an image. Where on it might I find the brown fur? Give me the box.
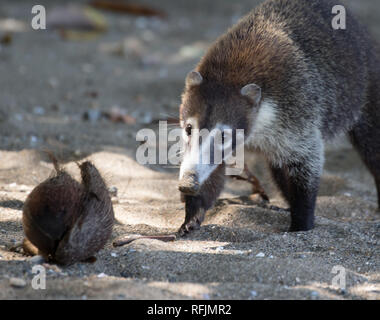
[22,160,114,265]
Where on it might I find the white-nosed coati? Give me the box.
[178,0,380,235]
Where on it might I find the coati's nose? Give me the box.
[178,172,200,195]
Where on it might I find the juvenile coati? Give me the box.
[178,0,380,235]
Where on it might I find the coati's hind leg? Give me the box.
[348,106,380,210]
[178,164,225,236]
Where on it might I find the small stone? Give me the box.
[14,114,23,121]
[97,273,107,278]
[84,109,101,123]
[202,294,210,300]
[29,135,38,146]
[9,277,27,288]
[310,291,319,299]
[111,252,118,257]
[47,264,61,273]
[256,252,265,258]
[28,255,45,264]
[250,290,258,297]
[48,78,59,88]
[108,186,118,197]
[339,288,347,295]
[33,106,45,115]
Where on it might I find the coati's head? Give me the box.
[179,70,262,195]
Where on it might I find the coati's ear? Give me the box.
[186,71,203,87]
[241,83,262,104]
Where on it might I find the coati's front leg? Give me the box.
[269,159,321,232]
[178,164,226,236]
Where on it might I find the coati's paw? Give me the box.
[288,223,314,232]
[177,218,202,237]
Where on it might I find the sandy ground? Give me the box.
[0,0,379,300]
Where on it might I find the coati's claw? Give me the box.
[177,218,202,237]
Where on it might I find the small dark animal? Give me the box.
[22,159,114,265]
[178,0,380,235]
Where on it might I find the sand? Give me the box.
[0,0,379,300]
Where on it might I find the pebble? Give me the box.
[29,135,38,146]
[250,290,258,298]
[84,109,101,123]
[111,252,118,257]
[33,106,45,115]
[29,255,45,264]
[108,186,118,197]
[14,113,23,121]
[256,252,265,258]
[48,77,59,88]
[97,273,107,278]
[310,291,319,299]
[9,277,27,288]
[339,288,347,295]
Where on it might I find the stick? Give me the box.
[113,234,176,247]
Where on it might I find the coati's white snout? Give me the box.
[179,121,233,195]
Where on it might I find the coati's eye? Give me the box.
[185,124,192,136]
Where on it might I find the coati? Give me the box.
[178,0,380,235]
